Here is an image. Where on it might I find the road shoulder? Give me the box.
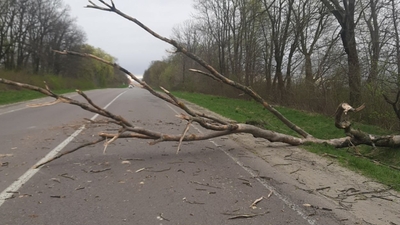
[182,99,400,225]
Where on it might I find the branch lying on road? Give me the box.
[2,0,400,167]
[85,0,312,139]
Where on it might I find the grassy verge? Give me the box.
[172,91,400,191]
[0,70,125,106]
[0,89,75,105]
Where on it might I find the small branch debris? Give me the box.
[156,213,170,221]
[121,160,131,165]
[59,173,75,180]
[316,186,331,191]
[250,196,264,209]
[224,211,269,220]
[370,195,393,202]
[183,197,205,205]
[176,119,192,154]
[190,181,221,189]
[135,167,146,173]
[322,153,338,159]
[135,167,171,173]
[146,167,171,173]
[89,168,111,173]
[303,203,332,211]
[50,178,61,183]
[18,194,32,198]
[290,168,302,174]
[0,154,13,158]
[50,195,65,198]
[238,178,252,187]
[123,158,144,161]
[273,163,292,167]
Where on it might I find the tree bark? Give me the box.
[321,0,362,106]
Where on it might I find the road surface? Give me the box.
[0,88,360,224]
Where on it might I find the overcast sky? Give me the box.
[66,0,195,77]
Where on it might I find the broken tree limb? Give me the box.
[2,1,400,168]
[34,137,106,168]
[85,0,312,139]
[383,91,400,121]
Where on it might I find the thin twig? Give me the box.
[177,120,192,154]
[34,137,106,168]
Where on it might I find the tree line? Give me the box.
[0,0,124,88]
[143,0,400,129]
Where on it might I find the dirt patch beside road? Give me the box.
[183,100,400,225]
[234,136,399,225]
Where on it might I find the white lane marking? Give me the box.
[165,103,316,225]
[0,107,26,116]
[0,90,126,207]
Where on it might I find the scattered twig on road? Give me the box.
[183,197,205,205]
[224,211,269,220]
[75,186,85,190]
[50,178,61,183]
[157,213,170,221]
[34,137,106,168]
[50,195,65,198]
[135,167,147,173]
[370,195,393,202]
[238,178,252,187]
[290,168,302,174]
[316,186,331,191]
[0,154,13,158]
[177,119,192,154]
[89,168,111,173]
[250,196,265,209]
[345,188,391,197]
[272,163,292,167]
[59,173,75,180]
[303,203,332,211]
[146,167,171,173]
[190,181,222,189]
[122,158,144,161]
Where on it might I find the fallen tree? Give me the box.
[1,0,400,168]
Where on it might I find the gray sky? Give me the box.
[66,0,194,77]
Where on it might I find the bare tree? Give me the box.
[2,0,400,168]
[264,0,295,103]
[320,0,362,106]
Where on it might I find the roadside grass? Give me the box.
[0,70,123,105]
[0,89,75,105]
[172,91,400,191]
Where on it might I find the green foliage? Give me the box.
[79,44,117,87]
[173,91,400,191]
[143,60,168,88]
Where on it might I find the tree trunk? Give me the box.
[321,0,362,106]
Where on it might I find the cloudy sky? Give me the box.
[66,0,195,77]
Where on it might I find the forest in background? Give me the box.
[143,0,400,130]
[0,0,125,90]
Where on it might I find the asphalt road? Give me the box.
[0,88,352,225]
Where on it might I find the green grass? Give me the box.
[173,91,400,191]
[0,89,75,105]
[0,70,116,105]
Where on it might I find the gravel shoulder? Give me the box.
[183,100,400,225]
